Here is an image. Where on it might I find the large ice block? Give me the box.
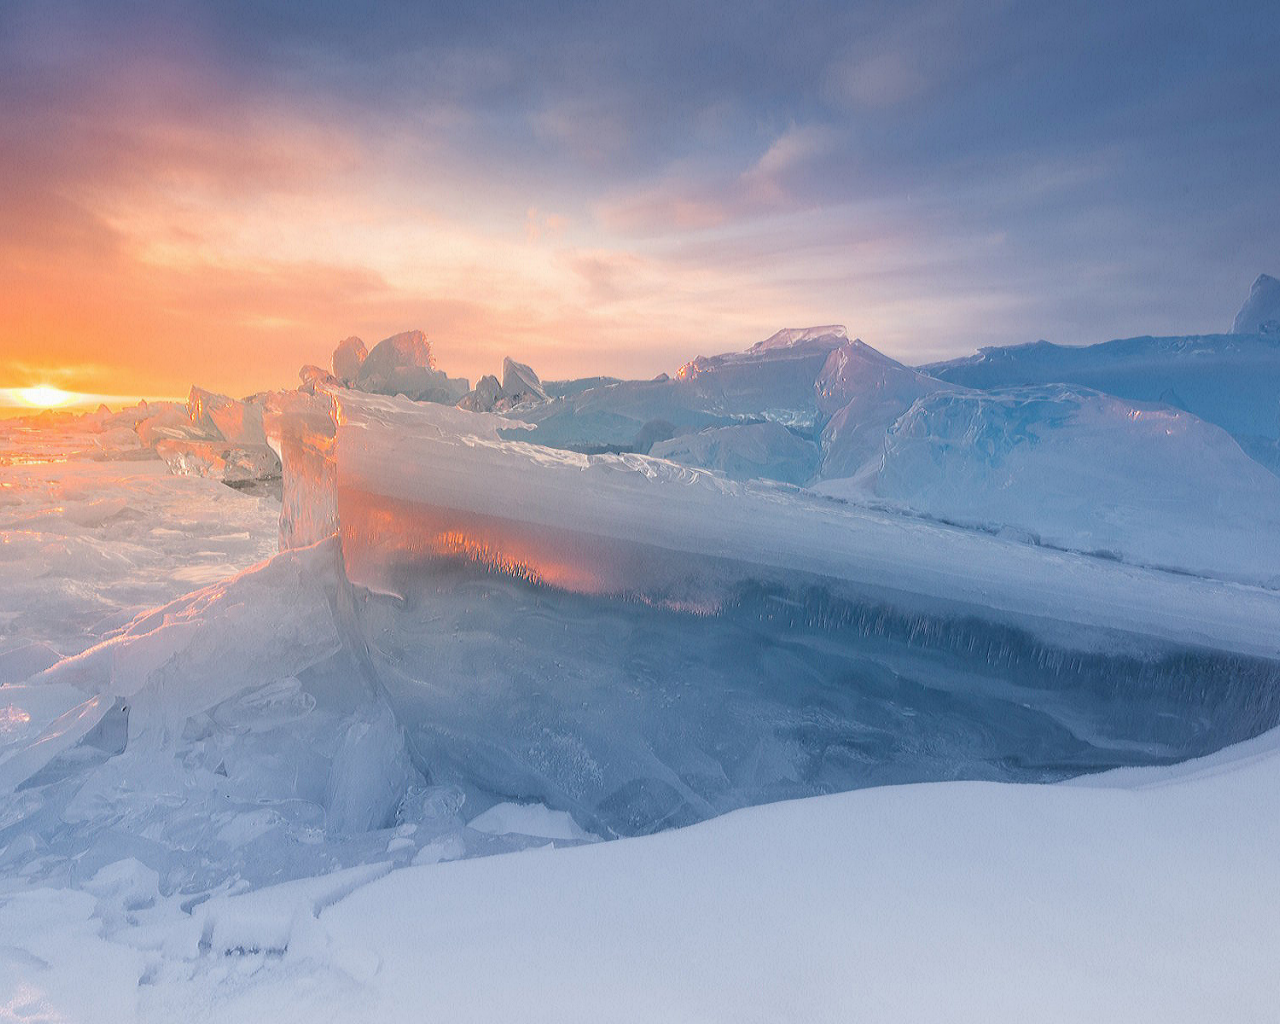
[322,391,1280,836]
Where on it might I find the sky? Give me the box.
[1,0,1277,402]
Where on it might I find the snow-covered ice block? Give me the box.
[501,356,548,406]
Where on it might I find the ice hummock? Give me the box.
[358,331,470,403]
[816,383,1280,585]
[922,329,1280,471]
[1231,272,1280,335]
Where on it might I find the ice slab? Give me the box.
[319,393,1280,836]
[509,326,849,452]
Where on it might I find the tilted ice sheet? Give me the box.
[333,392,1280,657]
[326,393,1280,835]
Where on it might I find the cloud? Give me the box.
[596,124,847,236]
[0,0,1277,400]
[827,51,929,109]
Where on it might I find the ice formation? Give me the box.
[501,356,548,405]
[923,316,1280,474]
[5,286,1280,1019]
[331,336,368,385]
[156,439,281,485]
[817,384,1280,584]
[280,390,1280,838]
[352,330,470,403]
[1231,272,1280,334]
[649,420,818,484]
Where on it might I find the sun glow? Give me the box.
[15,386,78,409]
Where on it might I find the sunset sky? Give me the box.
[1,0,1276,403]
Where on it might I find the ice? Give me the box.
[674,324,846,428]
[299,363,339,391]
[186,387,268,447]
[649,420,818,484]
[352,330,470,403]
[457,372,502,412]
[816,384,1280,585]
[0,641,61,684]
[155,439,281,485]
[324,703,416,834]
[458,358,548,413]
[816,339,958,480]
[5,299,1280,1020]
[511,375,734,451]
[1231,272,1280,335]
[315,392,1280,837]
[331,336,368,385]
[0,685,112,791]
[923,331,1280,472]
[509,325,848,451]
[0,454,280,655]
[501,356,549,406]
[135,403,214,447]
[467,801,596,841]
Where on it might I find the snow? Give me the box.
[467,801,596,841]
[1231,272,1280,334]
[3,732,1279,1023]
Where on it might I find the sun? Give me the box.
[16,385,78,409]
